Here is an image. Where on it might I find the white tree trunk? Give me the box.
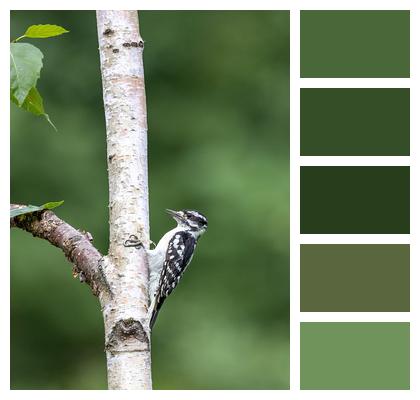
[96,10,152,390]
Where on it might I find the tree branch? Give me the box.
[10,204,106,296]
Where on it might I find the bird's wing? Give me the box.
[149,231,196,329]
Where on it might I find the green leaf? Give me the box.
[10,200,64,218]
[10,43,43,105]
[23,24,69,39]
[11,86,57,131]
[41,200,64,210]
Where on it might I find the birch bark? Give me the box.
[96,10,152,390]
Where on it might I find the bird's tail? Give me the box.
[147,295,161,330]
[149,301,163,329]
[149,309,158,330]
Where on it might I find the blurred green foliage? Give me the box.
[11,11,289,389]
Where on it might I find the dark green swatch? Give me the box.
[300,11,410,77]
[300,322,410,389]
[300,166,410,234]
[300,244,410,312]
[300,89,410,156]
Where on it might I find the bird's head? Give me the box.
[166,209,208,235]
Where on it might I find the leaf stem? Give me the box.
[12,35,26,43]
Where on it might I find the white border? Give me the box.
[2,0,416,11]
[409,1,419,393]
[300,234,411,244]
[300,156,411,166]
[2,0,419,398]
[300,78,411,88]
[2,1,10,395]
[300,313,411,323]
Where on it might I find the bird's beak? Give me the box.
[165,209,184,222]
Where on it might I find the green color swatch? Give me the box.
[300,166,410,234]
[300,11,410,77]
[300,322,410,389]
[300,89,410,156]
[300,244,410,312]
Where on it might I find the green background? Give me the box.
[301,322,410,389]
[300,88,410,156]
[10,11,290,389]
[300,244,410,312]
[300,166,410,234]
[300,10,410,78]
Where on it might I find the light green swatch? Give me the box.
[301,322,410,389]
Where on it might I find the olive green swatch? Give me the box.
[300,11,410,77]
[300,89,410,156]
[300,166,410,234]
[300,322,410,389]
[300,244,410,312]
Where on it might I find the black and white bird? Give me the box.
[125,209,208,329]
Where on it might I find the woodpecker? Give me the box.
[124,209,208,329]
